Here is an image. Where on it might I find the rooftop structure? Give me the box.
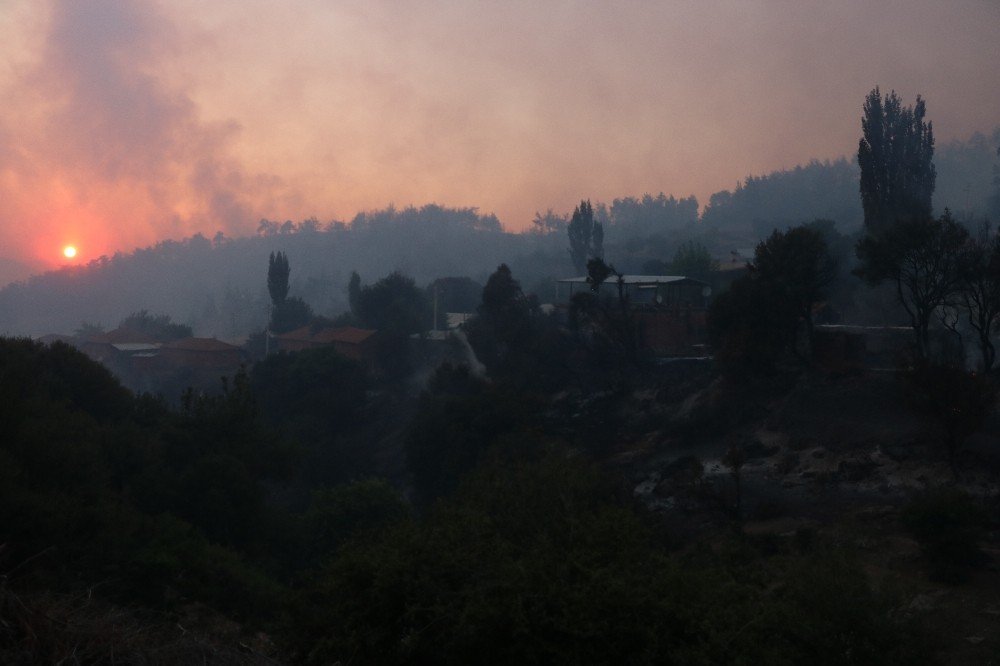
[555,275,706,286]
[272,325,377,347]
[555,274,710,307]
[269,325,379,369]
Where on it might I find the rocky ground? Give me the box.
[608,367,1000,664]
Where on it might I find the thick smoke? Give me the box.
[0,0,295,278]
[0,0,998,286]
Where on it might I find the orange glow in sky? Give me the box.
[0,0,998,285]
[62,245,77,259]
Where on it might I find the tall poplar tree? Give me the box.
[567,200,604,274]
[855,89,959,361]
[858,87,936,233]
[990,145,1000,219]
[268,251,290,306]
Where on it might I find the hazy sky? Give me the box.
[1,0,998,278]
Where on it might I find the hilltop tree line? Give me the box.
[1,125,998,338]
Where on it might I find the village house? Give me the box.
[49,327,247,396]
[555,274,711,356]
[269,325,379,371]
[157,337,247,371]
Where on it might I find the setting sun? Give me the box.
[62,245,77,259]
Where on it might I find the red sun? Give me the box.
[62,245,77,259]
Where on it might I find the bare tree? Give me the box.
[957,223,1000,373]
[856,212,968,360]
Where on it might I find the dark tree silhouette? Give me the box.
[707,273,797,379]
[706,224,834,377]
[472,263,534,363]
[267,251,290,306]
[118,310,192,341]
[586,258,631,327]
[901,488,990,582]
[608,193,698,238]
[352,271,429,377]
[567,200,604,274]
[701,159,863,234]
[723,442,746,525]
[465,265,574,390]
[347,270,362,316]
[531,208,568,235]
[905,363,996,476]
[668,240,719,280]
[353,271,428,334]
[264,251,310,333]
[269,296,313,334]
[858,87,936,233]
[991,145,1000,219]
[957,223,1000,373]
[750,226,836,356]
[566,258,638,366]
[856,211,968,360]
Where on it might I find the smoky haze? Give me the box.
[2,4,1000,662]
[0,0,299,279]
[1,121,997,339]
[1,0,998,283]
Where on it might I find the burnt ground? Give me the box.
[584,367,1000,664]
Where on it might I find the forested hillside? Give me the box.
[4,129,998,338]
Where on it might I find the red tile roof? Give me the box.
[274,325,376,345]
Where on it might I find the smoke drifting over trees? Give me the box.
[2,1,998,282]
[0,0,301,275]
[1,128,999,338]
